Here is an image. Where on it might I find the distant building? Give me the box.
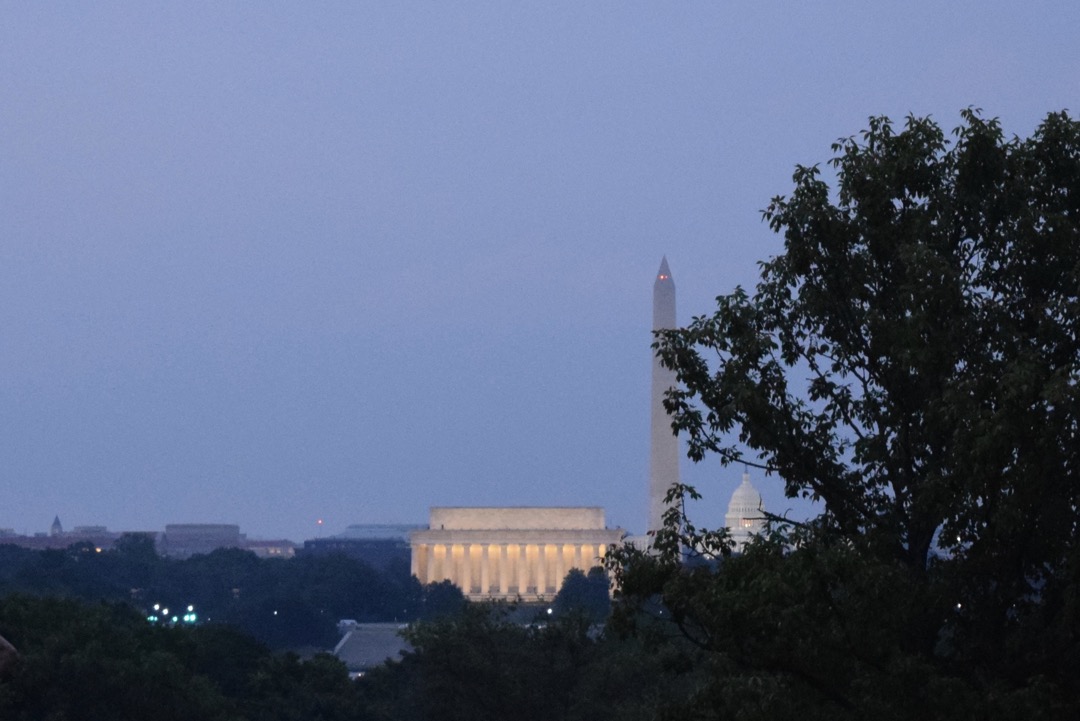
[160,524,298,559]
[0,520,120,552]
[160,524,242,558]
[410,507,624,602]
[302,524,421,569]
[242,539,297,559]
[1,520,294,558]
[337,524,422,541]
[333,623,412,677]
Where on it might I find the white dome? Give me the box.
[727,476,763,514]
[725,472,766,551]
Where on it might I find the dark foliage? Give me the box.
[357,602,703,721]
[552,566,611,622]
[0,594,364,721]
[0,541,460,649]
[610,110,1080,720]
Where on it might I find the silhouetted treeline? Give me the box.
[358,603,704,721]
[0,535,463,649]
[0,593,698,721]
[0,594,365,721]
[1,538,705,719]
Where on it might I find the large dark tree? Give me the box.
[611,110,1080,720]
[552,567,611,622]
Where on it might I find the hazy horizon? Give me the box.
[2,2,1077,542]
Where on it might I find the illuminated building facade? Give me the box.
[410,507,624,601]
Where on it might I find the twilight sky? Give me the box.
[1,2,1077,542]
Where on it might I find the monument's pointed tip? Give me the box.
[657,256,672,280]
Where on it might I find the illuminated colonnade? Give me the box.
[410,507,625,601]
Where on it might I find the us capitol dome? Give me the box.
[724,471,767,552]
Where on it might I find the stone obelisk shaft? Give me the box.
[648,257,679,534]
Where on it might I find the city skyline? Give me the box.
[2,3,1077,542]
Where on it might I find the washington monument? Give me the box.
[648,257,680,534]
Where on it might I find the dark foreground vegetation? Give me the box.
[610,109,1080,720]
[0,536,463,649]
[4,109,1080,720]
[0,592,703,721]
[0,594,363,721]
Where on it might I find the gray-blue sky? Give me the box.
[1,2,1077,541]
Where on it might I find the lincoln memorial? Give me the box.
[410,507,625,601]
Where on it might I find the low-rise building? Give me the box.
[159,524,242,558]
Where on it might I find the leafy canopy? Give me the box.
[612,110,1080,719]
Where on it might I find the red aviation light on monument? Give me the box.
[657,259,671,281]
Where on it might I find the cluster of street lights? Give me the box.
[146,603,198,625]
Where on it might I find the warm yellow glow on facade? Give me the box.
[410,508,625,601]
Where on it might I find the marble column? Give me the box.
[536,544,547,596]
[580,543,595,570]
[498,544,509,595]
[429,543,442,582]
[461,544,473,594]
[480,544,491,595]
[517,544,528,595]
